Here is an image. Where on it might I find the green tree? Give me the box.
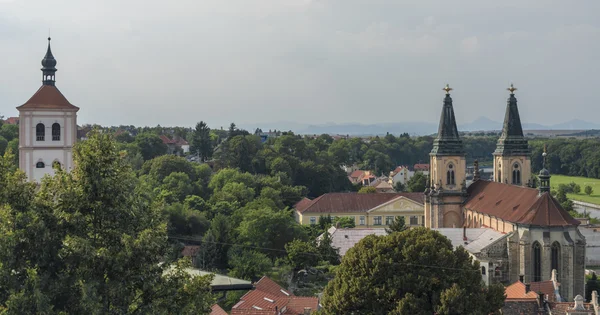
[333,216,356,228]
[228,248,272,281]
[237,208,306,259]
[161,172,194,202]
[385,216,407,234]
[393,181,405,192]
[135,132,168,160]
[586,185,594,196]
[317,229,340,265]
[0,124,18,142]
[320,228,505,315]
[204,214,233,270]
[0,131,214,314]
[586,273,600,302]
[141,154,198,182]
[0,136,7,156]
[358,186,377,194]
[406,172,428,192]
[191,121,213,162]
[286,239,320,270]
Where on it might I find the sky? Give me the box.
[1,0,599,129]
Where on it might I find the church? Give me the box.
[17,38,79,182]
[424,84,586,301]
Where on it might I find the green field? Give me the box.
[551,175,600,205]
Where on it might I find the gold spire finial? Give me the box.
[507,83,517,94]
[443,84,453,95]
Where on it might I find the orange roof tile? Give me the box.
[285,297,318,314]
[294,198,313,213]
[296,192,424,214]
[254,276,291,297]
[17,85,79,111]
[349,170,365,179]
[231,309,277,315]
[530,281,557,301]
[505,281,538,300]
[465,180,579,227]
[211,304,228,315]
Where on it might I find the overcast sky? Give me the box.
[1,0,599,129]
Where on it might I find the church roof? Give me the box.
[465,180,579,227]
[17,85,79,111]
[430,87,465,156]
[494,87,530,156]
[294,192,424,214]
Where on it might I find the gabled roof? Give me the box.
[414,164,430,171]
[17,85,79,111]
[211,304,228,315]
[433,228,508,254]
[233,276,318,315]
[349,170,365,178]
[160,135,177,144]
[294,198,313,213]
[321,227,387,256]
[295,192,424,214]
[254,276,291,297]
[505,281,539,300]
[465,180,579,227]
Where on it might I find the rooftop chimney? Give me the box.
[303,307,312,315]
[463,226,467,242]
[525,283,531,293]
[519,275,524,283]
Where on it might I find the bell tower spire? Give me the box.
[41,37,57,86]
[493,83,531,186]
[425,84,467,228]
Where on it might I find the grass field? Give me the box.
[550,175,600,205]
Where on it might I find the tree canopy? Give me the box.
[320,228,505,315]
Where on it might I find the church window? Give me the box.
[36,161,45,168]
[532,242,542,282]
[446,164,455,185]
[497,170,501,183]
[551,242,560,274]
[52,123,61,141]
[512,163,521,185]
[36,123,45,141]
[481,266,486,275]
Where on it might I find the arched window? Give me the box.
[497,171,502,183]
[512,163,521,185]
[551,242,560,275]
[447,164,455,185]
[532,242,542,282]
[494,267,501,277]
[52,161,61,169]
[52,123,61,141]
[36,161,45,168]
[481,266,486,275]
[36,123,45,141]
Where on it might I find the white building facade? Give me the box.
[17,38,79,182]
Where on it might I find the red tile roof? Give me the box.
[465,180,579,227]
[160,135,176,144]
[295,192,424,214]
[3,117,19,125]
[530,281,557,301]
[414,164,429,171]
[294,198,313,213]
[211,304,228,315]
[17,85,79,111]
[232,276,318,315]
[505,281,539,300]
[349,170,365,179]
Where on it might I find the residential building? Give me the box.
[230,276,318,315]
[347,170,375,186]
[2,117,19,125]
[389,166,414,186]
[160,135,190,154]
[17,38,79,182]
[294,192,424,228]
[424,84,585,301]
[369,177,395,193]
[413,163,430,175]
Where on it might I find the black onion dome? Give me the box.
[41,37,57,69]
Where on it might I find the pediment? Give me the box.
[369,196,424,213]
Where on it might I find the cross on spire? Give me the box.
[443,84,453,95]
[507,83,517,94]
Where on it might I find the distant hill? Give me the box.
[241,117,600,136]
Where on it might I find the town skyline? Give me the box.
[1,0,599,128]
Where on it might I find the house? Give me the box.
[413,163,430,174]
[160,135,190,154]
[318,226,387,256]
[210,304,228,315]
[2,117,19,125]
[230,276,318,315]
[389,166,414,186]
[294,192,424,228]
[369,177,395,193]
[181,245,200,266]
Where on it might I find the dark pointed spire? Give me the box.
[539,144,551,194]
[41,37,57,86]
[494,83,530,156]
[430,84,465,156]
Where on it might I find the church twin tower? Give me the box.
[425,84,531,228]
